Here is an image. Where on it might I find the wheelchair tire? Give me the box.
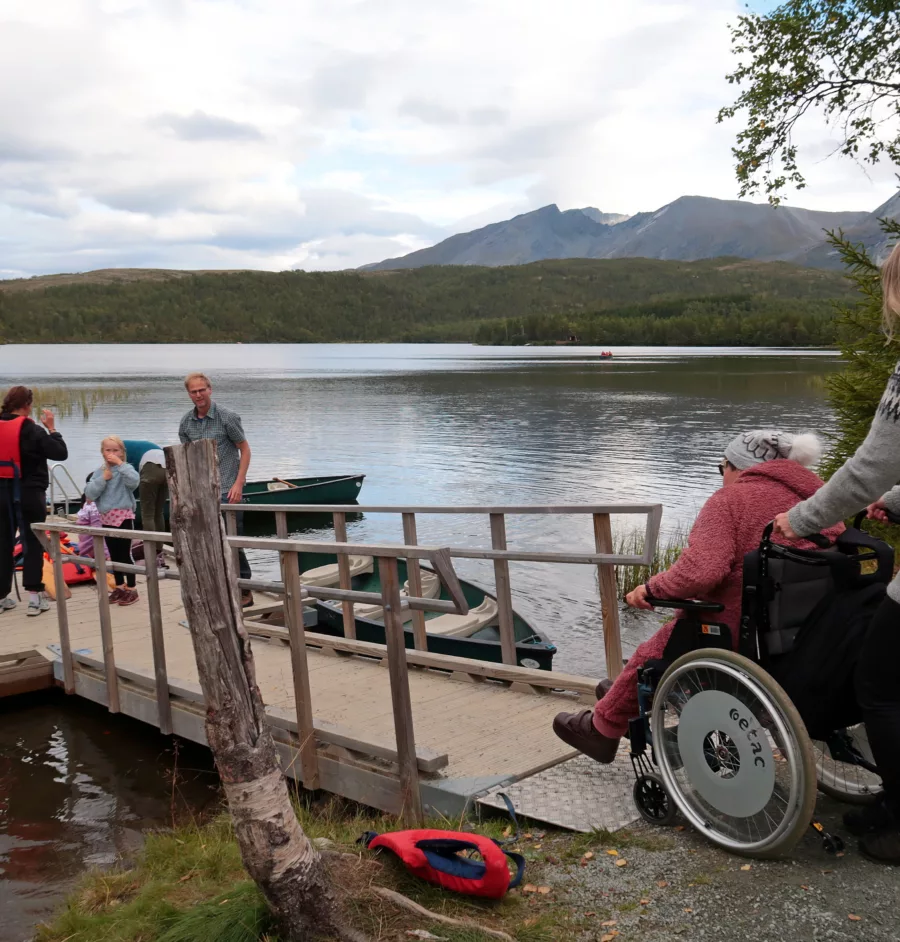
[633,773,678,826]
[813,725,883,806]
[651,648,817,859]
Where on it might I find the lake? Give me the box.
[0,343,840,674]
[0,343,841,937]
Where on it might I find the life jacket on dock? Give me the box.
[360,829,525,899]
[0,415,26,482]
[14,532,96,587]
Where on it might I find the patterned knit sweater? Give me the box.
[593,459,845,738]
[789,359,900,603]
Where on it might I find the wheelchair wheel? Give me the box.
[651,649,817,859]
[813,725,883,805]
[633,773,677,826]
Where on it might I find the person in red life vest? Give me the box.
[0,386,68,616]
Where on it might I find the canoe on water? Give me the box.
[127,473,366,528]
[283,551,557,670]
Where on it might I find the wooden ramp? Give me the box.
[0,578,589,817]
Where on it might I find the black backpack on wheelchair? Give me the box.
[741,514,892,740]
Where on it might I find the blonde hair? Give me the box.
[100,435,126,460]
[883,241,900,337]
[184,372,212,390]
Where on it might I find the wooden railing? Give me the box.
[38,520,470,823]
[222,501,663,676]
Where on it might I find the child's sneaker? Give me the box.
[26,595,51,617]
[108,587,124,603]
[118,588,139,606]
[0,597,16,612]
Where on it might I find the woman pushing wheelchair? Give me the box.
[771,242,900,864]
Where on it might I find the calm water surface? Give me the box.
[0,693,218,941]
[0,343,840,672]
[0,344,839,936]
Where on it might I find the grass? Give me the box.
[615,526,689,597]
[33,797,581,942]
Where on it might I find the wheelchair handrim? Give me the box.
[652,657,808,855]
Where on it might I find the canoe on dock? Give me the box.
[283,551,557,670]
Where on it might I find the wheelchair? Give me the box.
[628,513,892,858]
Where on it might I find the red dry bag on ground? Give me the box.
[361,829,525,899]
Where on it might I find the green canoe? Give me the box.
[132,473,365,528]
[291,551,557,670]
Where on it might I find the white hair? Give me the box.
[786,432,822,468]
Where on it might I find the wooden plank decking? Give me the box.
[0,576,584,816]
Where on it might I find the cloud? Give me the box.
[150,110,265,142]
[0,0,897,277]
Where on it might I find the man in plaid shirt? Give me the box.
[179,372,254,606]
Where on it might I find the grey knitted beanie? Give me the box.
[723,430,821,471]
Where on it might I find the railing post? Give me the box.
[489,513,517,665]
[402,513,428,651]
[282,549,319,789]
[332,511,356,639]
[143,538,172,735]
[593,513,623,679]
[224,508,239,575]
[50,531,75,694]
[92,535,120,713]
[378,555,423,825]
[275,511,288,540]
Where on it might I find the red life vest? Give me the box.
[0,416,27,480]
[361,829,525,899]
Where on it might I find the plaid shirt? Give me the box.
[178,401,247,493]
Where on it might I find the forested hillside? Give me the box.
[0,257,853,345]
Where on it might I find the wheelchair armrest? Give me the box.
[644,592,724,614]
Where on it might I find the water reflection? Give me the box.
[0,692,219,941]
[30,386,132,421]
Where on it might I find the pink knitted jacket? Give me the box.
[593,459,845,738]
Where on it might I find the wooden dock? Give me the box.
[0,577,589,815]
[0,496,662,823]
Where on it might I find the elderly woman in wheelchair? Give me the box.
[553,429,892,859]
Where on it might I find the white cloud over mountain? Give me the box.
[1,0,897,277]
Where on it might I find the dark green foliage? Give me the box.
[718,1,900,203]
[822,218,900,476]
[0,257,855,344]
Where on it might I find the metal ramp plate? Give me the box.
[477,748,640,833]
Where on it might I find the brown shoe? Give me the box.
[108,587,124,603]
[553,709,620,764]
[241,590,254,608]
[118,588,139,606]
[595,677,615,701]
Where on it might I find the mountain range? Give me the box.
[362,193,900,271]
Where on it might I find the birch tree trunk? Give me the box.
[165,440,346,940]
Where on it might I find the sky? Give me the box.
[1,0,898,277]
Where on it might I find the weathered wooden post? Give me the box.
[165,440,358,942]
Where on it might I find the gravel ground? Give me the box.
[533,796,899,942]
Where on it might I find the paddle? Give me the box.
[274,477,299,489]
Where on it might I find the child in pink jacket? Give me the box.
[76,499,110,560]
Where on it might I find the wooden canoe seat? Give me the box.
[351,567,442,622]
[424,596,498,637]
[300,555,373,587]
